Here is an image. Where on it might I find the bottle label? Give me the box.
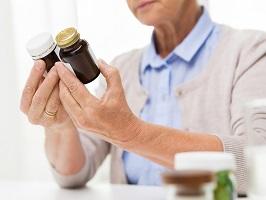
[88,45,98,67]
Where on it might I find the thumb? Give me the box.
[98,59,122,89]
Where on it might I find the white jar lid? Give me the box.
[245,99,266,109]
[26,32,56,60]
[175,152,236,172]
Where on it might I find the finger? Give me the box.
[44,84,60,117]
[55,62,98,107]
[98,59,122,89]
[59,81,83,122]
[20,60,46,114]
[27,67,59,123]
[38,77,45,86]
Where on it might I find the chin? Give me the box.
[136,13,161,26]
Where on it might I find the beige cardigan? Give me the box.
[52,25,266,194]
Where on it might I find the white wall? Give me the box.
[0,0,21,180]
[210,0,266,31]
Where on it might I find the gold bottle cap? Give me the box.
[55,27,80,48]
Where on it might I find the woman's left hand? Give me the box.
[55,60,142,144]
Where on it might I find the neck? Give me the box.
[154,4,202,58]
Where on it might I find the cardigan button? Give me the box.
[176,90,183,97]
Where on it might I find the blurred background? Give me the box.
[1,0,266,184]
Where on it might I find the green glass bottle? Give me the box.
[214,170,234,200]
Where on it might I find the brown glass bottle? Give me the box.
[26,32,60,72]
[56,28,100,84]
[43,50,60,71]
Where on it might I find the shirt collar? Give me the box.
[141,8,215,74]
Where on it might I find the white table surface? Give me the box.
[0,181,247,200]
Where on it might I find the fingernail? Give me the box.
[55,62,65,72]
[55,61,61,66]
[98,59,108,66]
[34,60,45,71]
[55,62,64,68]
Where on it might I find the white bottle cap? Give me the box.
[175,152,236,172]
[26,32,56,60]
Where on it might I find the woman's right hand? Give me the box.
[20,60,86,176]
[20,60,71,129]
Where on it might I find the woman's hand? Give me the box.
[56,60,142,143]
[20,60,72,130]
[20,61,85,176]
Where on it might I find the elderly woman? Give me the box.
[20,0,266,195]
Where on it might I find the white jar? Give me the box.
[175,152,237,200]
[244,99,266,199]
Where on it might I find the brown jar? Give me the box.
[162,170,215,200]
[55,27,100,84]
[26,33,60,72]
